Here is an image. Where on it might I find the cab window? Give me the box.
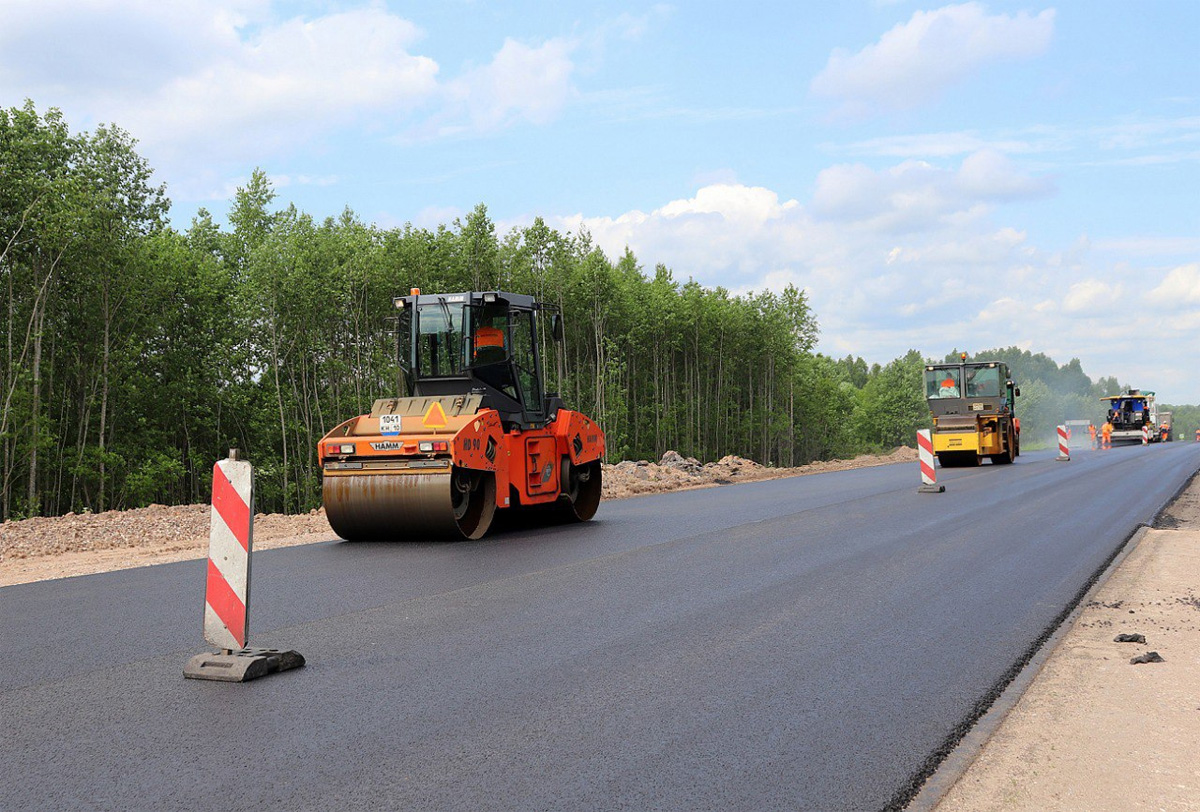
[415,302,466,377]
[966,366,1000,397]
[926,368,960,399]
[511,310,542,411]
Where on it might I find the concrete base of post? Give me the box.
[184,648,305,682]
[918,483,946,493]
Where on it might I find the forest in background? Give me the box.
[3,102,1195,520]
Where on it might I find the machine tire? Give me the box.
[991,428,1016,464]
[450,468,496,540]
[557,458,602,522]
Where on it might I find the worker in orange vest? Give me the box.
[1088,423,1097,450]
[472,325,506,364]
[1195,428,1200,442]
[1101,420,1113,450]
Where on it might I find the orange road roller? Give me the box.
[319,290,605,540]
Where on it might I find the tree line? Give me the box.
[2,102,1191,519]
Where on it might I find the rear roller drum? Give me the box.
[450,467,496,539]
[558,459,602,522]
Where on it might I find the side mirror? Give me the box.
[551,313,564,342]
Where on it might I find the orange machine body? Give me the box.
[319,403,605,511]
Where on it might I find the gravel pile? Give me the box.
[0,503,332,562]
[602,446,916,499]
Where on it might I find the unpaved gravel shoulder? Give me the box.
[930,471,1200,811]
[0,447,916,587]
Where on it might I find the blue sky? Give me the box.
[3,1,1198,401]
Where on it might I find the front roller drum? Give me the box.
[324,466,496,541]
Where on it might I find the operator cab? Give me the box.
[924,361,1019,418]
[393,290,564,429]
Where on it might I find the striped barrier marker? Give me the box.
[1056,425,1070,461]
[1142,425,1150,446]
[185,450,304,682]
[204,451,253,649]
[917,429,944,493]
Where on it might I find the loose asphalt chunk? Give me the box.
[1130,651,1165,665]
[1114,633,1147,644]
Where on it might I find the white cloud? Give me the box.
[550,183,812,288]
[1146,263,1200,308]
[139,7,437,151]
[438,37,577,136]
[828,117,1200,174]
[811,2,1055,117]
[0,2,590,169]
[268,173,340,190]
[1062,279,1124,314]
[810,150,1051,232]
[0,0,262,94]
[832,131,1042,158]
[0,2,439,160]
[956,149,1054,199]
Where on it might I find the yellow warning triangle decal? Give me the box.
[422,401,448,429]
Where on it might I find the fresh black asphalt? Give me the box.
[2,442,1198,811]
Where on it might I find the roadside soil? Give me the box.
[0,446,915,587]
[932,470,1200,811]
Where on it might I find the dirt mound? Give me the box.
[0,503,332,562]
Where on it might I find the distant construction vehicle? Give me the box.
[318,290,605,540]
[1101,389,1160,445]
[924,356,1021,467]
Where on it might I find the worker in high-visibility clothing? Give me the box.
[1195,428,1200,442]
[1101,420,1113,450]
[472,325,506,364]
[939,373,959,397]
[1088,423,1097,450]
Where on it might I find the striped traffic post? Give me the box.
[917,429,944,493]
[204,450,253,649]
[185,450,304,682]
[1141,425,1150,446]
[1056,425,1070,461]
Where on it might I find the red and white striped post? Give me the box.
[1141,425,1150,446]
[204,451,254,650]
[1056,425,1070,461]
[917,429,945,493]
[185,450,304,682]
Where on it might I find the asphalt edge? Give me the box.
[902,463,1200,812]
